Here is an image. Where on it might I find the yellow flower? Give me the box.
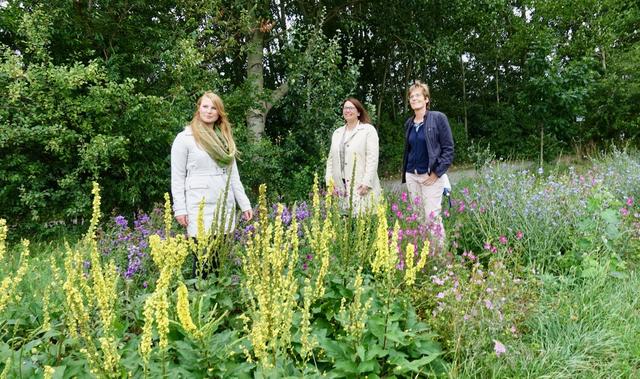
[344,269,372,340]
[85,182,102,241]
[372,202,389,275]
[415,239,429,273]
[43,365,55,379]
[42,286,52,331]
[163,192,173,238]
[99,336,121,374]
[0,239,30,313]
[176,282,199,338]
[241,184,300,367]
[0,219,7,262]
[404,243,416,286]
[139,295,155,364]
[299,278,317,361]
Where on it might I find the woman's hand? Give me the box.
[420,172,438,186]
[242,209,254,221]
[175,215,189,227]
[357,184,371,196]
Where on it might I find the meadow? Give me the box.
[1,150,639,378]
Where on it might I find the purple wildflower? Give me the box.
[114,215,128,229]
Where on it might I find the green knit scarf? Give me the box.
[193,122,236,166]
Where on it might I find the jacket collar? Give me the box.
[341,121,366,132]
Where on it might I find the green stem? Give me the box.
[382,280,393,350]
[162,349,167,378]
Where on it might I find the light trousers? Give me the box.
[405,172,446,244]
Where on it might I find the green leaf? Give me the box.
[334,359,359,375]
[357,359,379,373]
[601,208,619,224]
[368,315,386,339]
[391,353,440,374]
[322,340,348,360]
[365,343,388,360]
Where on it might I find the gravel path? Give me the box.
[382,161,533,193]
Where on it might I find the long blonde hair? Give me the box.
[190,92,237,166]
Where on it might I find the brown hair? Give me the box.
[407,80,431,109]
[343,97,372,124]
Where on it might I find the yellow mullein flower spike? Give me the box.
[43,365,55,379]
[85,182,102,241]
[0,219,7,262]
[372,203,389,276]
[139,295,155,364]
[163,192,172,238]
[0,239,30,313]
[42,286,52,331]
[176,282,199,338]
[404,243,416,286]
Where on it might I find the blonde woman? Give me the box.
[171,91,253,239]
[326,98,381,214]
[401,81,454,244]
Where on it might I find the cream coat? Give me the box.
[325,122,382,213]
[171,127,251,237]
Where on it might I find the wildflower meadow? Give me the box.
[1,151,639,378]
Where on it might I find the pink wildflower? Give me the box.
[401,192,408,202]
[626,197,634,207]
[499,235,508,245]
[621,207,629,216]
[493,340,506,356]
[516,230,524,240]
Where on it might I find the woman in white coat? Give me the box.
[325,98,381,214]
[171,92,253,239]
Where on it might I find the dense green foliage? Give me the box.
[1,0,638,233]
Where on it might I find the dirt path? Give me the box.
[382,161,533,193]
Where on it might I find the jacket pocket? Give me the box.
[187,178,210,190]
[186,178,213,208]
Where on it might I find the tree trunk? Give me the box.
[245,27,289,139]
[461,53,468,139]
[402,60,413,115]
[495,56,500,105]
[377,63,388,124]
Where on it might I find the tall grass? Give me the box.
[454,269,640,378]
